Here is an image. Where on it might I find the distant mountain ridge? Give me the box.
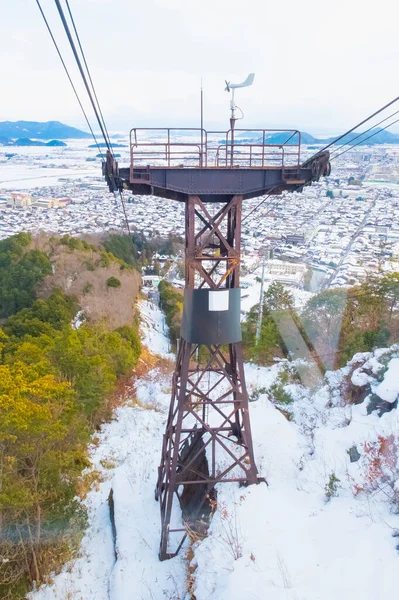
[2,120,398,148]
[242,128,399,146]
[0,120,91,140]
[10,138,67,147]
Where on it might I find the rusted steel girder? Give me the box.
[155,195,261,561]
[103,128,331,198]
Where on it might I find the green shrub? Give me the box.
[83,282,94,295]
[325,472,340,501]
[106,276,121,288]
[269,382,293,405]
[102,234,139,268]
[84,258,96,271]
[116,324,141,357]
[0,234,52,317]
[158,280,183,345]
[59,235,95,252]
[4,290,79,338]
[249,386,268,402]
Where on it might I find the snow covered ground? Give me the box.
[138,296,174,359]
[194,348,399,600]
[31,299,399,600]
[0,139,122,190]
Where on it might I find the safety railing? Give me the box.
[129,128,301,180]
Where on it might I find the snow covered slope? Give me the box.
[193,346,399,600]
[30,300,399,600]
[30,299,188,600]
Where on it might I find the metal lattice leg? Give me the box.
[155,195,261,560]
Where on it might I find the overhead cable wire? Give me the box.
[330,116,399,162]
[241,189,277,223]
[64,0,114,154]
[36,0,132,239]
[242,179,307,225]
[53,0,111,152]
[35,0,102,154]
[269,101,399,222]
[242,199,277,229]
[118,190,131,236]
[329,108,399,157]
[36,0,131,237]
[313,93,399,156]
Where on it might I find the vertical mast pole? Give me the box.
[230,88,235,167]
[200,79,204,167]
[255,252,267,344]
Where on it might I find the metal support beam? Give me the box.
[155,195,261,561]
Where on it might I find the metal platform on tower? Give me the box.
[103,127,331,201]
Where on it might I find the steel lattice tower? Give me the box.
[155,194,260,559]
[104,125,330,560]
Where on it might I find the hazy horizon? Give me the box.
[1,0,398,135]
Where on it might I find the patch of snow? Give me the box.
[138,297,175,359]
[351,366,373,387]
[31,356,185,600]
[71,309,85,330]
[193,350,399,600]
[107,390,186,600]
[375,357,399,402]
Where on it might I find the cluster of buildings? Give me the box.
[240,147,399,289]
[0,142,398,293]
[1,192,73,209]
[0,177,128,238]
[262,259,307,287]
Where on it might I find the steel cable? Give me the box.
[36,0,132,237]
[241,189,278,223]
[64,0,114,155]
[330,116,399,162]
[53,0,111,152]
[329,108,399,157]
[35,0,102,155]
[311,93,399,157]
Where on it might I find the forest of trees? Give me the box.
[303,273,399,368]
[0,233,52,318]
[242,276,399,370]
[0,234,141,599]
[102,232,183,271]
[242,281,299,364]
[158,276,399,372]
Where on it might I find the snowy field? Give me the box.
[0,163,100,189]
[0,139,129,190]
[30,299,399,600]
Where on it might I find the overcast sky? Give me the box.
[1,0,398,135]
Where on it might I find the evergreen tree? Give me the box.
[264,281,294,311]
[242,284,296,365]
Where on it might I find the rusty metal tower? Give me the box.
[104,98,330,559]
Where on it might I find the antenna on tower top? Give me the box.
[225,73,255,128]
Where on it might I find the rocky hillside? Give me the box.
[32,234,141,329]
